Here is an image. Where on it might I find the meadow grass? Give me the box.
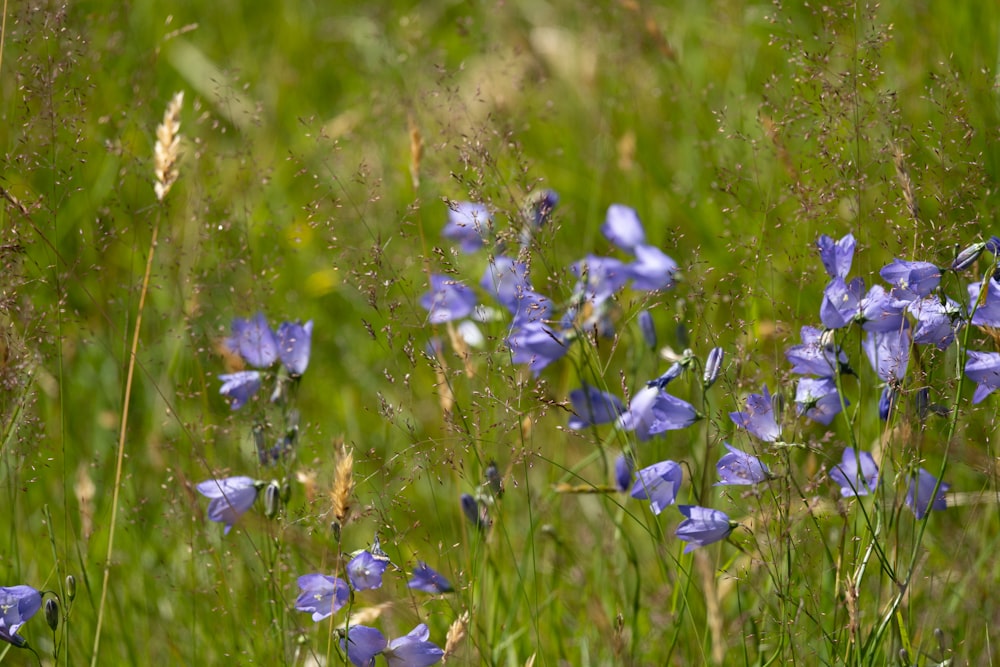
[2,1,1000,665]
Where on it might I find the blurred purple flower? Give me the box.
[646,362,684,390]
[878,386,898,421]
[571,255,629,307]
[276,320,313,375]
[525,189,559,228]
[219,370,262,410]
[630,460,683,514]
[295,574,350,621]
[614,453,634,492]
[420,275,477,324]
[347,551,389,591]
[729,385,781,442]
[817,233,855,279]
[407,562,453,594]
[442,201,491,253]
[880,259,941,305]
[786,326,847,376]
[567,385,625,430]
[196,476,259,534]
[481,256,531,312]
[829,447,878,497]
[460,493,489,531]
[638,310,657,350]
[906,468,949,519]
[968,278,1000,328]
[715,443,769,485]
[862,323,910,382]
[227,313,279,368]
[507,320,569,375]
[965,351,1000,403]
[601,204,645,252]
[0,585,41,648]
[675,505,735,553]
[907,296,963,349]
[627,245,678,291]
[794,376,846,425]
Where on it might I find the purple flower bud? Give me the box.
[703,347,724,388]
[829,447,878,497]
[906,468,949,518]
[637,310,657,350]
[44,599,59,632]
[951,242,986,271]
[407,562,453,594]
[614,453,634,492]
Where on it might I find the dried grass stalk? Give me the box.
[442,611,469,663]
[330,439,355,531]
[154,91,184,201]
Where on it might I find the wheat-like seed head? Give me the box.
[442,611,469,663]
[154,91,184,201]
[330,440,355,529]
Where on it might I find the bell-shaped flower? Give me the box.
[626,245,678,291]
[675,505,735,553]
[863,323,910,383]
[567,385,625,430]
[968,278,1000,328]
[795,376,846,425]
[276,320,313,375]
[227,313,279,368]
[637,310,657,350]
[729,385,781,442]
[786,326,847,377]
[420,275,477,324]
[346,551,389,591]
[820,277,865,329]
[829,447,878,497]
[965,351,1000,403]
[480,256,531,313]
[906,468,949,519]
[507,320,569,376]
[859,285,905,332]
[219,371,262,410]
[614,453,634,492]
[0,585,42,648]
[571,255,629,307]
[384,624,445,667]
[817,233,855,279]
[442,201,490,253]
[630,460,683,514]
[907,296,963,349]
[295,574,350,621]
[880,259,941,305]
[196,476,260,534]
[407,562,453,594]
[714,443,769,485]
[601,204,645,253]
[343,625,389,667]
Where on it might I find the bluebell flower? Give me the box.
[794,376,846,425]
[829,447,878,497]
[616,386,661,441]
[460,493,489,530]
[880,259,941,305]
[987,236,1000,255]
[715,443,769,485]
[647,392,700,434]
[384,624,445,667]
[0,585,41,648]
[951,242,986,271]
[858,285,905,332]
[675,505,735,553]
[407,562,453,594]
[219,370,262,410]
[906,468,949,519]
[571,255,629,307]
[295,574,350,621]
[646,362,684,390]
[637,310,657,350]
[442,201,490,253]
[729,385,781,442]
[567,385,625,430]
[509,289,553,328]
[480,256,531,313]
[524,189,559,228]
[420,275,477,324]
[967,278,1000,327]
[786,326,847,376]
[820,277,865,329]
[817,233,855,279]
[343,625,389,667]
[877,386,898,420]
[703,347,724,388]
[347,551,389,591]
[276,320,313,375]
[862,322,910,383]
[626,245,678,291]
[965,351,1000,403]
[614,453,634,492]
[907,296,963,349]
[196,476,260,534]
[227,313,279,368]
[630,460,683,514]
[601,204,646,253]
[507,320,569,375]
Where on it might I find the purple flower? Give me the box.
[646,362,684,390]
[460,493,488,530]
[219,370,262,410]
[951,242,986,271]
[703,347,724,388]
[524,189,559,228]
[817,233,855,279]
[906,468,949,519]
[729,385,781,442]
[616,386,660,441]
[571,255,629,306]
[859,285,905,332]
[481,256,531,313]
[509,289,553,328]
[420,275,477,324]
[786,326,847,376]
[442,202,491,253]
[0,585,41,648]
[196,477,259,534]
[343,625,389,667]
[630,460,683,514]
[407,562,453,594]
[342,624,444,667]
[567,385,625,430]
[347,551,389,591]
[862,323,910,382]
[907,296,962,349]
[968,278,1000,327]
[794,376,846,425]
[637,310,657,350]
[880,259,941,305]
[295,574,350,621]
[965,351,1000,403]
[820,277,865,329]
[601,204,646,252]
[627,245,678,291]
[276,320,313,375]
[507,320,569,376]
[878,386,898,421]
[614,453,634,492]
[227,313,279,368]
[715,444,769,485]
[829,447,878,497]
[675,505,735,553]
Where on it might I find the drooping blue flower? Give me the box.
[862,323,910,383]
[601,204,646,253]
[907,296,963,349]
[571,255,629,307]
[614,453,634,492]
[714,443,769,485]
[965,351,1000,403]
[276,320,313,375]
[567,385,625,430]
[508,289,553,328]
[637,310,657,350]
[219,370,262,410]
[820,277,865,329]
[829,447,878,497]
[347,551,389,591]
[196,476,259,534]
[442,202,491,253]
[525,189,559,228]
[786,326,847,376]
[987,236,1000,255]
[675,505,735,553]
[295,574,350,621]
[627,244,678,291]
[460,493,489,531]
[480,256,531,313]
[906,468,949,519]
[859,285,906,332]
[227,313,279,368]
[880,259,941,305]
[384,624,445,667]
[420,275,477,324]
[729,385,781,442]
[342,625,389,667]
[407,562,453,594]
[616,386,661,441]
[967,277,1000,327]
[507,320,569,376]
[646,362,684,390]
[817,233,855,279]
[794,376,846,425]
[630,460,683,514]
[703,347,724,389]
[0,585,42,648]
[877,386,898,421]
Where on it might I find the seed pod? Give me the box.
[45,598,59,632]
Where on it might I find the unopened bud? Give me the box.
[703,347,724,389]
[264,481,281,519]
[65,575,76,602]
[44,598,59,632]
[951,242,986,271]
[637,310,657,351]
[771,390,785,421]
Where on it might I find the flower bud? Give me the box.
[951,242,986,271]
[45,598,59,632]
[637,310,657,351]
[484,462,504,498]
[65,575,76,602]
[264,480,281,519]
[703,347,724,389]
[771,390,785,421]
